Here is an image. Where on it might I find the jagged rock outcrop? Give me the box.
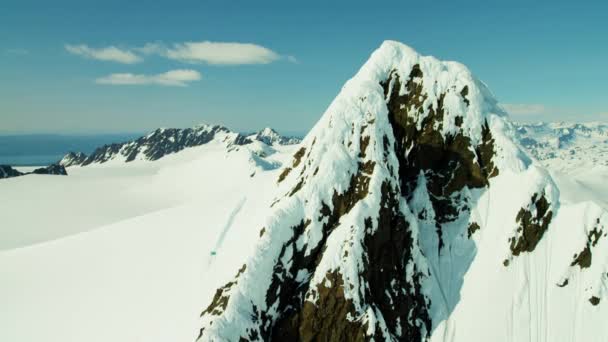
[0,165,24,179]
[59,152,87,167]
[77,125,247,166]
[59,125,300,167]
[197,42,608,341]
[31,164,68,176]
[0,164,67,179]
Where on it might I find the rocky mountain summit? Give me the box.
[196,41,608,341]
[248,127,302,146]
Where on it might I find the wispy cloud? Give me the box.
[162,41,281,65]
[66,41,292,66]
[286,55,299,64]
[95,69,201,87]
[5,48,29,55]
[65,44,142,64]
[500,103,548,116]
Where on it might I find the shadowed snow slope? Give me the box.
[196,41,608,342]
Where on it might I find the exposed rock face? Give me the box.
[31,164,68,176]
[0,165,24,179]
[0,164,67,180]
[59,152,87,167]
[78,125,247,166]
[197,41,608,341]
[381,66,498,250]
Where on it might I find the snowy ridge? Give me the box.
[197,41,608,341]
[59,124,249,166]
[59,125,300,167]
[0,164,67,179]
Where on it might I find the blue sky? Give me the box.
[1,0,607,135]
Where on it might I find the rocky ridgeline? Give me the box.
[59,125,301,167]
[0,164,68,180]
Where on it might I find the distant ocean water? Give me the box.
[0,154,66,166]
[0,134,140,166]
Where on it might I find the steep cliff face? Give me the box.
[197,41,608,341]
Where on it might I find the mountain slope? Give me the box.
[197,41,608,341]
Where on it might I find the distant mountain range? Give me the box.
[60,126,301,167]
[0,128,302,167]
[0,164,67,179]
[513,121,608,173]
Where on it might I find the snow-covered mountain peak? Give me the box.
[260,127,278,136]
[197,41,608,341]
[332,40,506,145]
[249,127,302,146]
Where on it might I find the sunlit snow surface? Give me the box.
[0,139,295,342]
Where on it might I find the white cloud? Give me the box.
[500,103,548,116]
[65,41,292,66]
[96,69,201,87]
[163,41,281,65]
[65,44,142,64]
